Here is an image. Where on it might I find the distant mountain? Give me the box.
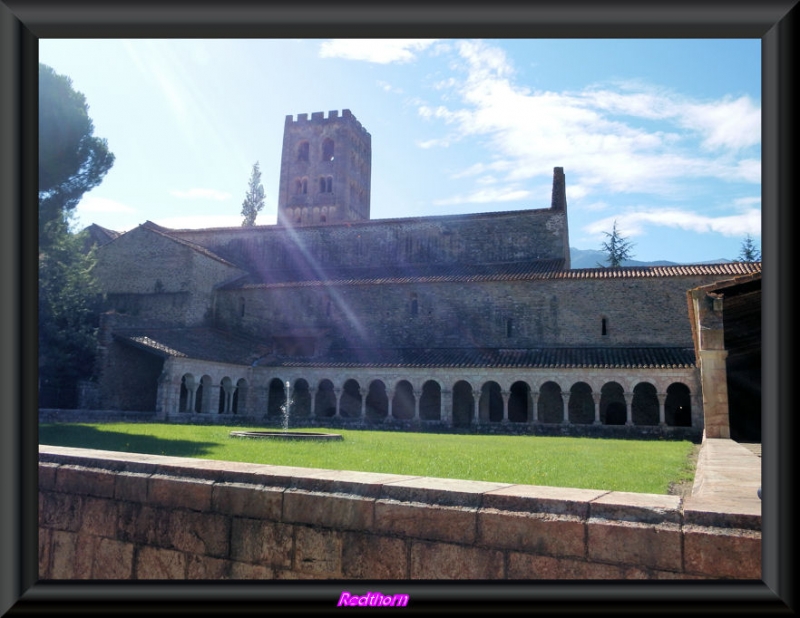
[569,247,733,269]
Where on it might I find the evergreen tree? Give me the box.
[738,233,761,261]
[241,161,265,226]
[38,224,102,408]
[38,64,113,407]
[598,220,636,267]
[39,63,115,248]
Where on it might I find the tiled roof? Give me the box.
[259,347,696,370]
[113,328,272,366]
[227,260,761,289]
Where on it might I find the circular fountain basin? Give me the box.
[229,430,343,441]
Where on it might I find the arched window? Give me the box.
[297,141,309,162]
[319,177,326,193]
[239,297,245,318]
[410,293,418,317]
[322,138,334,161]
[506,318,513,338]
[326,176,333,193]
[601,317,608,336]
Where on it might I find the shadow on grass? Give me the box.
[39,424,218,458]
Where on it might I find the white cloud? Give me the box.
[584,208,761,238]
[421,41,761,202]
[170,188,232,201]
[319,39,438,64]
[434,187,531,206]
[77,196,137,213]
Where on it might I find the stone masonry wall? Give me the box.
[170,207,569,272]
[217,275,727,350]
[39,445,760,581]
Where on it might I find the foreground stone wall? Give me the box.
[38,445,760,580]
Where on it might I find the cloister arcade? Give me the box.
[162,363,699,430]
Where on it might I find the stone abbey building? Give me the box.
[88,109,761,440]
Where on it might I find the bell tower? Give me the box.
[277,109,371,226]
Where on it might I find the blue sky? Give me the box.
[39,38,761,263]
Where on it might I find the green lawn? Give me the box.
[39,422,697,495]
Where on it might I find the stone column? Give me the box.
[592,392,602,425]
[359,387,366,419]
[530,391,539,424]
[472,390,481,425]
[699,349,730,437]
[386,389,395,421]
[413,390,421,421]
[442,389,452,425]
[501,390,510,423]
[657,393,667,427]
[309,387,317,417]
[624,392,634,426]
[334,388,342,418]
[562,394,569,424]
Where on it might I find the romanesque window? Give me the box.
[297,141,309,162]
[410,294,418,317]
[506,318,513,338]
[322,138,334,162]
[239,297,245,318]
[319,176,333,193]
[601,317,608,336]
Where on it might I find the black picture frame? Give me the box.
[2,1,795,614]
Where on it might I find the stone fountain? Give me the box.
[229,381,343,441]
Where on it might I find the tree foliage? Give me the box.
[39,64,113,408]
[738,233,761,261]
[39,63,115,247]
[38,226,103,408]
[598,220,636,267]
[241,161,265,226]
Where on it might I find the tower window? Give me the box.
[297,141,309,162]
[506,318,513,338]
[240,297,246,318]
[601,317,608,336]
[322,138,334,162]
[410,294,418,317]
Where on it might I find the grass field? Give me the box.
[39,422,698,495]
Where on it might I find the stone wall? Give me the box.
[38,445,760,580]
[217,275,727,350]
[170,207,569,272]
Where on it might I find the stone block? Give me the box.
[38,527,51,579]
[683,525,761,579]
[410,541,503,579]
[148,474,213,511]
[38,462,59,490]
[586,519,682,571]
[478,508,585,558]
[117,503,172,547]
[482,484,606,517]
[294,526,342,577]
[55,465,116,498]
[135,546,187,579]
[283,489,373,531]
[341,532,408,579]
[507,552,637,579]
[40,492,83,532]
[92,537,135,579]
[230,517,293,568]
[168,510,230,558]
[79,496,118,539]
[381,477,512,507]
[229,561,274,579]
[187,554,231,579]
[374,500,476,544]
[114,471,151,503]
[212,482,283,521]
[589,491,682,524]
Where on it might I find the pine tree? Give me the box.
[598,220,636,268]
[738,233,761,261]
[241,161,265,226]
